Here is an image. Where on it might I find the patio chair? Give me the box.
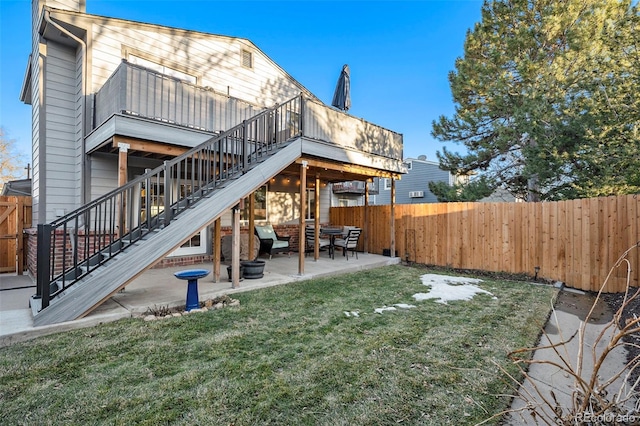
[305,226,330,257]
[254,224,291,259]
[341,225,359,238]
[334,228,362,260]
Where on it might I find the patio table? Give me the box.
[320,228,344,259]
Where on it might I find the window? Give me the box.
[383,178,392,190]
[180,233,201,249]
[241,50,253,69]
[241,185,267,221]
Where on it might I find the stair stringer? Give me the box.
[33,139,303,326]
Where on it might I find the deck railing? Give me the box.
[302,98,403,160]
[332,181,379,195]
[94,60,264,133]
[94,62,403,161]
[36,96,302,310]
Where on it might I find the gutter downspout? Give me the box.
[43,10,88,206]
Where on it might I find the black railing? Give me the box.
[35,95,303,310]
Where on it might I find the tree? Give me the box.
[428,175,494,202]
[0,127,27,191]
[432,0,640,201]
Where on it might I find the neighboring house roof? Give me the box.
[1,179,32,196]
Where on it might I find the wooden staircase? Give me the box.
[32,96,303,326]
[33,140,301,326]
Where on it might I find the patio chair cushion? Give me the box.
[255,224,278,241]
[272,240,290,249]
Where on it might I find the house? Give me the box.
[329,180,379,207]
[374,155,453,205]
[1,179,32,196]
[19,0,405,325]
[329,156,455,206]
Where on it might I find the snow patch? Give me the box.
[413,274,495,304]
[394,303,416,309]
[344,311,360,317]
[373,303,416,314]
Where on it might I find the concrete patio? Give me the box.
[0,252,400,347]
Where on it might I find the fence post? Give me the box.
[36,223,52,310]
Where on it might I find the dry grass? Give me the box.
[0,265,556,425]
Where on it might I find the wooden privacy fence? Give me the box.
[330,194,639,293]
[0,196,32,274]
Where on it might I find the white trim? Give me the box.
[170,229,207,256]
[383,178,392,190]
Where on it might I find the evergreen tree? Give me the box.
[432,0,640,201]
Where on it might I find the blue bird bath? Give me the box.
[174,269,210,311]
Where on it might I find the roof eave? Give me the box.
[19,55,32,105]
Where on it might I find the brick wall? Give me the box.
[25,223,322,276]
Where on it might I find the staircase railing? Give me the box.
[35,95,303,310]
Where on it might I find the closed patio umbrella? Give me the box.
[331,64,351,111]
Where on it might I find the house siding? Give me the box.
[42,42,82,220]
[89,153,118,200]
[40,0,84,12]
[31,1,42,223]
[30,8,312,223]
[82,18,305,107]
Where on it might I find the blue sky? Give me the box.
[1,0,482,178]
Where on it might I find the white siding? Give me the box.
[89,153,118,200]
[41,0,83,12]
[81,17,304,108]
[34,8,312,222]
[43,43,81,220]
[73,49,84,206]
[31,1,42,223]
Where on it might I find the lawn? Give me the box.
[0,265,556,425]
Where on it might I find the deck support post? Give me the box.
[390,178,396,258]
[231,204,241,288]
[364,179,369,254]
[248,192,255,259]
[213,218,221,282]
[298,161,307,275]
[314,174,321,260]
[116,142,129,236]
